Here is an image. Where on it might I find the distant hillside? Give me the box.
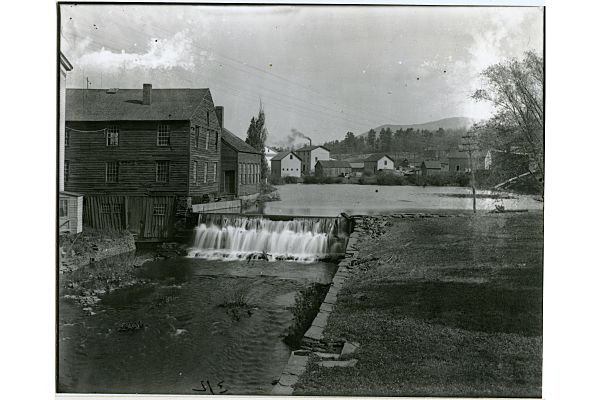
[360,117,476,137]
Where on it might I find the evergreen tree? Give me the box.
[245,104,269,179]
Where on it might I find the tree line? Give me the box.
[323,127,468,155]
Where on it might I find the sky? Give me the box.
[60,4,543,147]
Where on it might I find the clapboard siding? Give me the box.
[188,91,221,197]
[65,120,191,196]
[59,193,83,234]
[237,152,261,196]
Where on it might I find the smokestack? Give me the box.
[215,106,224,128]
[143,83,152,105]
[308,138,312,146]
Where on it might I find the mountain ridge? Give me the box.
[360,117,477,137]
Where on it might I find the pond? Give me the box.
[262,184,542,216]
[58,256,336,395]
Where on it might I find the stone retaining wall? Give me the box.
[59,232,136,274]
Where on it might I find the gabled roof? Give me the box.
[271,151,300,161]
[364,153,395,162]
[222,128,262,154]
[295,145,330,152]
[422,160,442,169]
[316,160,351,168]
[66,88,213,121]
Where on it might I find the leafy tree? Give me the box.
[473,51,543,176]
[245,104,269,178]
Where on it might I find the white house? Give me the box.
[264,146,278,170]
[364,154,395,174]
[295,145,330,174]
[270,151,302,178]
[59,52,83,235]
[59,52,73,192]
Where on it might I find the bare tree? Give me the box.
[473,51,544,177]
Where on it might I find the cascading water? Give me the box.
[188,215,346,262]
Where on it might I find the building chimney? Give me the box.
[308,138,312,146]
[215,106,224,128]
[143,83,152,105]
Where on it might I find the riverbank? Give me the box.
[59,228,188,309]
[293,211,543,397]
[59,228,136,273]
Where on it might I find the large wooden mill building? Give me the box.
[64,84,224,240]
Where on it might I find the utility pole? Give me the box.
[86,77,92,89]
[460,132,478,214]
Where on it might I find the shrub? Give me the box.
[268,174,283,185]
[375,173,405,186]
[283,176,299,184]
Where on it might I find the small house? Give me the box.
[364,154,395,174]
[221,127,262,197]
[420,160,443,176]
[271,151,302,178]
[448,151,485,173]
[59,191,83,234]
[315,160,352,177]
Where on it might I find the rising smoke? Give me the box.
[288,128,312,146]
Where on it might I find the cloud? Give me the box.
[76,31,196,72]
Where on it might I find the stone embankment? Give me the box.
[59,230,136,273]
[271,212,468,395]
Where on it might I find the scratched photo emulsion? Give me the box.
[57,2,544,397]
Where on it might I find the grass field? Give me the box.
[294,212,543,397]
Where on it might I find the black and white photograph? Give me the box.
[55,1,545,398]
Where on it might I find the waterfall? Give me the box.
[188,215,346,262]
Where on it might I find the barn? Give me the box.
[315,160,352,177]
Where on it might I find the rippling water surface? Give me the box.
[58,257,336,394]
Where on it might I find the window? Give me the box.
[65,130,70,147]
[238,163,242,185]
[101,203,111,214]
[153,204,166,216]
[213,162,217,182]
[106,126,119,146]
[205,131,210,150]
[59,199,68,217]
[215,132,219,151]
[157,124,170,146]
[456,165,460,172]
[204,162,208,183]
[156,160,170,183]
[64,160,70,182]
[241,164,245,185]
[315,156,318,162]
[193,161,197,183]
[290,154,293,160]
[106,162,119,183]
[206,111,210,127]
[113,204,122,215]
[195,126,200,148]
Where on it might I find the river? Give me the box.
[58,256,336,394]
[262,184,542,216]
